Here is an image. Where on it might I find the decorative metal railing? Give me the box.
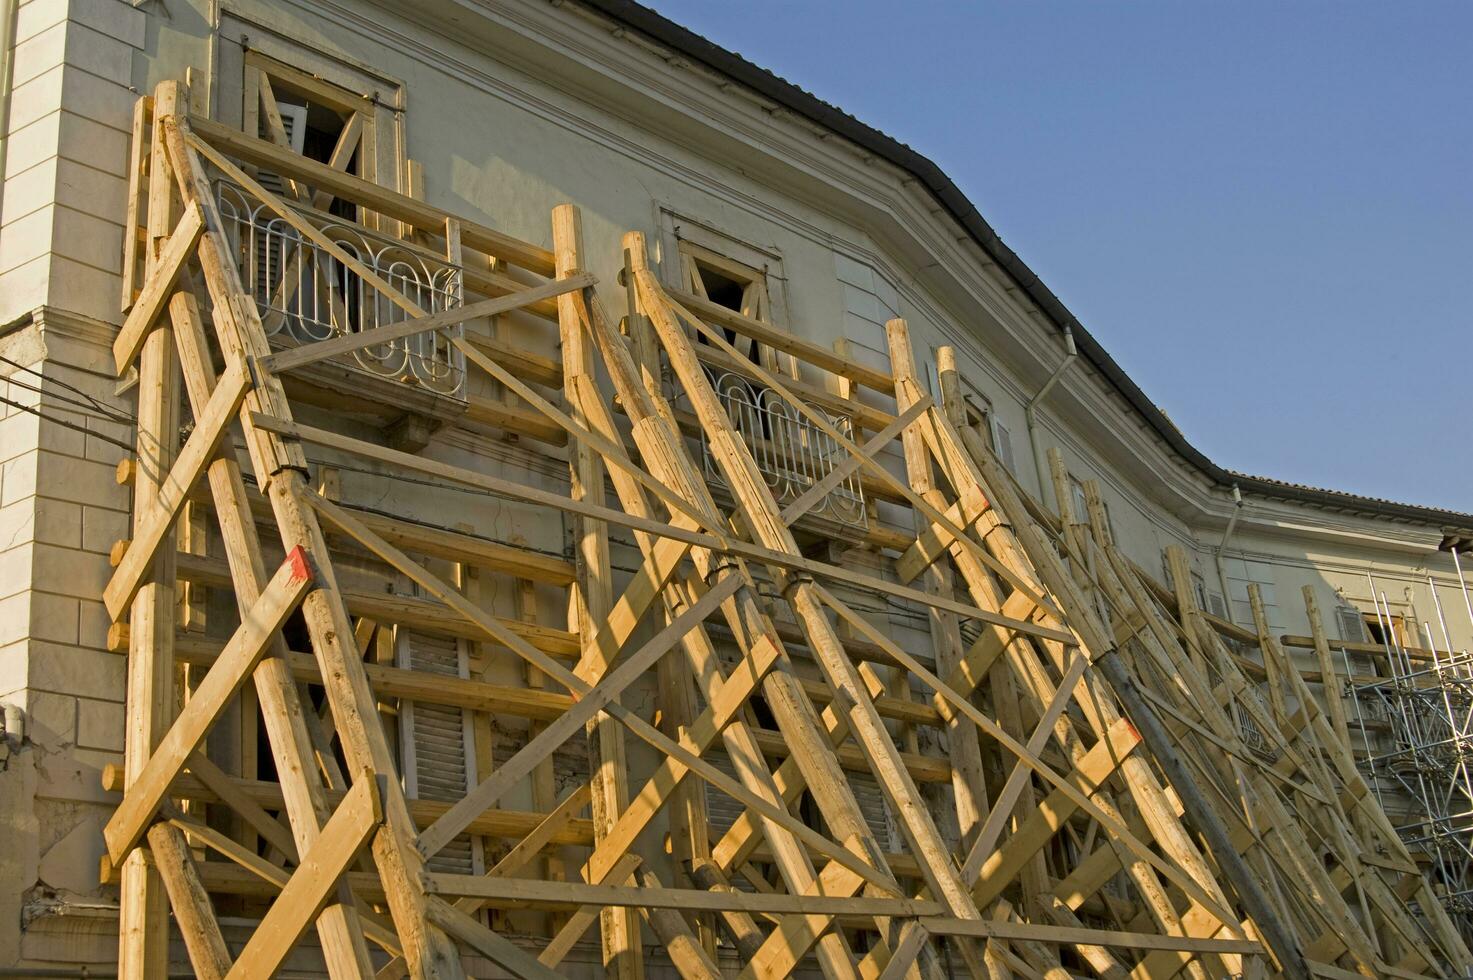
[680,367,867,530]
[215,181,466,397]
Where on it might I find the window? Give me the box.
[678,240,776,368]
[992,418,1016,474]
[1363,611,1407,648]
[1070,477,1089,525]
[1222,558,1285,631]
[214,17,405,194]
[1335,605,1369,644]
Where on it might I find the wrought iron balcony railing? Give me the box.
[215,181,466,397]
[681,367,867,531]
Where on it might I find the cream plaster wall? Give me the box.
[0,0,1464,970]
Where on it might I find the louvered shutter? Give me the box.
[1336,607,1368,644]
[847,772,895,852]
[992,420,1016,474]
[704,754,894,853]
[254,103,307,303]
[398,631,480,875]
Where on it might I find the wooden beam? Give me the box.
[425,899,565,980]
[919,918,1262,955]
[223,774,381,979]
[426,874,945,917]
[104,359,250,619]
[104,549,313,863]
[112,203,204,372]
[147,823,231,980]
[260,273,596,375]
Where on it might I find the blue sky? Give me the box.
[643,1,1472,513]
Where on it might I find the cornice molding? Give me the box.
[224,0,1456,557]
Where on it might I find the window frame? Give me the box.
[212,17,407,197]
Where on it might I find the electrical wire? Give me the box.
[0,355,136,426]
[0,394,138,453]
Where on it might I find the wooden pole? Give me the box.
[161,113,465,979]
[550,204,644,980]
[117,78,182,980]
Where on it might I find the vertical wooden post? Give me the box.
[516,567,567,937]
[118,78,182,980]
[1303,586,1353,752]
[163,114,464,979]
[169,290,377,977]
[552,204,643,980]
[904,346,988,853]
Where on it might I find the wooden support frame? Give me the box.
[99,81,1473,980]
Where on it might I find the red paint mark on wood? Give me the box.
[284,545,313,584]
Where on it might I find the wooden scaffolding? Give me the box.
[100,78,1473,979]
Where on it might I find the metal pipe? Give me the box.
[1025,326,1077,513]
[1453,548,1473,637]
[1212,483,1244,624]
[0,0,20,217]
[1092,647,1310,980]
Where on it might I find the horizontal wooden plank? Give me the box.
[667,286,894,393]
[426,874,945,918]
[259,273,596,375]
[100,766,596,846]
[170,550,579,657]
[190,115,555,275]
[919,917,1263,955]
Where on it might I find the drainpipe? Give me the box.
[0,0,19,217]
[1026,326,1078,512]
[1213,483,1244,624]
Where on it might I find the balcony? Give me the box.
[214,181,468,431]
[683,367,868,533]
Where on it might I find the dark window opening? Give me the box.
[1365,614,1401,648]
[697,264,747,313]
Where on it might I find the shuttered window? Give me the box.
[398,631,479,875]
[1336,606,1368,644]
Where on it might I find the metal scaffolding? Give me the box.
[1351,560,1473,940]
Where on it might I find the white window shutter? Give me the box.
[398,631,481,875]
[1336,606,1368,644]
[992,419,1015,474]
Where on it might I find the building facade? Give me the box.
[0,0,1468,975]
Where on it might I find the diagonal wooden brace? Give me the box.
[104,358,251,620]
[112,203,205,373]
[104,547,314,863]
[416,573,741,857]
[223,772,382,979]
[262,273,596,375]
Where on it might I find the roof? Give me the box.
[579,0,1473,536]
